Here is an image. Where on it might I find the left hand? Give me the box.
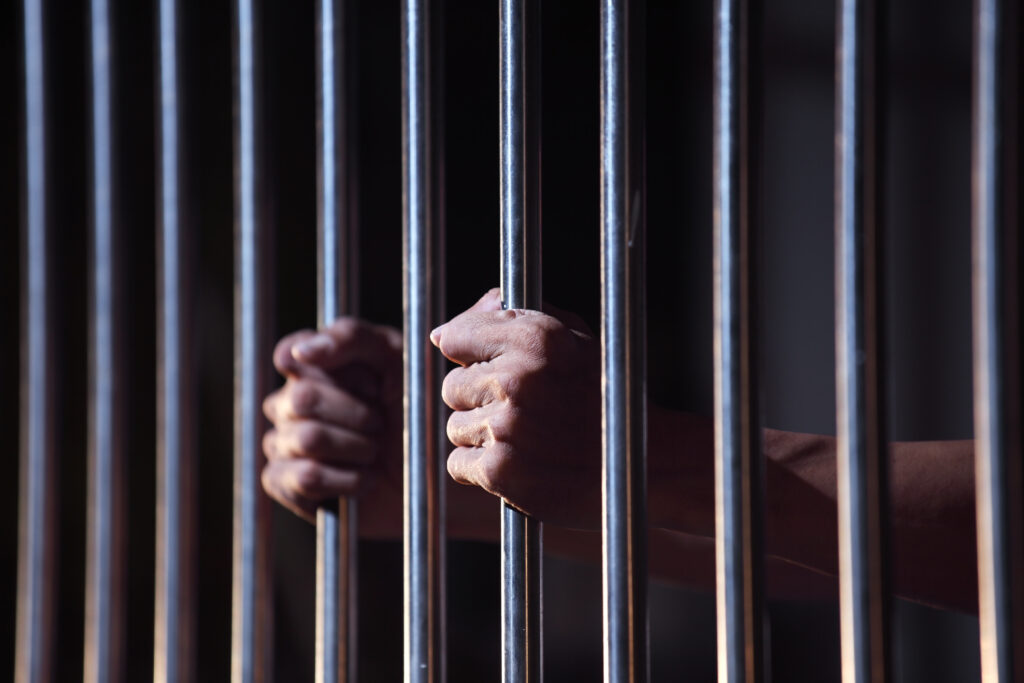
[431,288,602,530]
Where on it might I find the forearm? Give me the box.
[447,480,837,599]
[649,405,978,611]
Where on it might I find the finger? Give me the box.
[445,403,511,448]
[273,329,323,379]
[446,443,512,500]
[446,445,486,486]
[271,420,377,467]
[291,317,402,371]
[468,287,504,313]
[262,428,283,461]
[431,308,553,365]
[441,362,515,411]
[541,301,594,336]
[263,387,285,423]
[262,459,362,523]
[280,379,383,432]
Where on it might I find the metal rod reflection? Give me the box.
[972,0,1024,679]
[499,0,543,680]
[232,0,273,680]
[600,0,649,681]
[712,0,765,679]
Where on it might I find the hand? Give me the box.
[431,289,603,530]
[261,318,404,538]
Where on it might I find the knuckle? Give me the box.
[441,368,464,408]
[289,381,319,417]
[295,422,326,455]
[260,464,276,495]
[478,445,512,495]
[262,430,277,458]
[533,317,568,354]
[446,413,461,445]
[493,370,520,401]
[485,409,515,443]
[446,448,470,483]
[274,330,314,369]
[262,393,277,421]
[330,316,359,339]
[291,460,323,497]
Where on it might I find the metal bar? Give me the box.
[972,0,1024,680]
[835,0,890,681]
[600,0,648,681]
[232,0,273,680]
[402,0,441,679]
[15,0,57,680]
[85,0,126,680]
[712,0,765,679]
[315,0,359,680]
[499,0,543,681]
[154,0,197,679]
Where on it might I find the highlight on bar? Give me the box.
[3,0,1019,681]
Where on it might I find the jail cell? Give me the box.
[2,1,1020,682]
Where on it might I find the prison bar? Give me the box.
[15,0,57,681]
[498,0,543,681]
[232,0,274,680]
[712,0,766,680]
[85,0,127,680]
[972,0,1024,680]
[835,0,890,681]
[11,2,1024,681]
[402,0,443,680]
[154,0,198,679]
[599,0,649,682]
[315,0,360,680]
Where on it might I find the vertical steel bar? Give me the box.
[973,0,1024,680]
[15,0,56,680]
[232,0,273,680]
[402,0,441,680]
[85,0,126,680]
[712,0,765,679]
[315,0,359,680]
[154,0,197,679]
[499,1,543,681]
[600,0,649,681]
[835,0,890,681]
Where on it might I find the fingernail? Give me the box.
[293,334,333,360]
[429,325,443,346]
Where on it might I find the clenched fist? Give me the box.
[432,288,603,530]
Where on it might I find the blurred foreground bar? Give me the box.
[834,0,891,681]
[712,0,765,679]
[972,0,1024,680]
[232,0,273,680]
[315,0,359,680]
[154,0,198,679]
[85,0,127,680]
[16,0,57,680]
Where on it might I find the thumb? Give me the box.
[468,287,503,314]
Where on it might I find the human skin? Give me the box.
[261,288,978,612]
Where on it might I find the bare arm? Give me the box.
[261,289,977,611]
[647,408,977,611]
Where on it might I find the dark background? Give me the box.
[0,0,982,680]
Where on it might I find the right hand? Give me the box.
[261,318,404,538]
